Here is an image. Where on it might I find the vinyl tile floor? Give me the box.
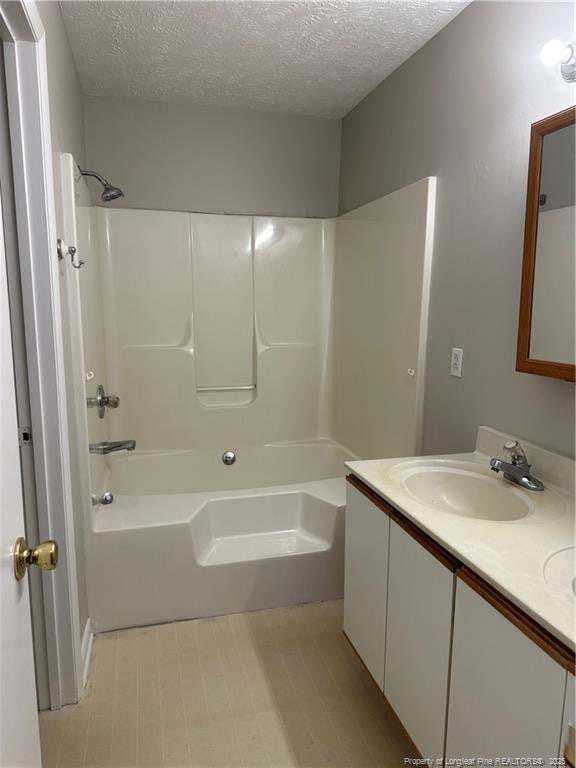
[40,601,417,768]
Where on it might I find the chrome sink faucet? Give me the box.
[89,440,136,455]
[489,440,544,492]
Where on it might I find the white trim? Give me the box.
[81,619,93,690]
[0,4,83,707]
[20,1,44,42]
[0,0,40,43]
[414,176,437,455]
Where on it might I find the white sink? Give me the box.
[544,547,576,599]
[388,460,532,521]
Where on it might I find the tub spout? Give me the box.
[89,440,136,455]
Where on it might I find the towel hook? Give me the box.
[57,238,84,269]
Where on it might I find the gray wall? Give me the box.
[84,96,341,217]
[37,1,90,633]
[339,1,575,458]
[39,3,86,169]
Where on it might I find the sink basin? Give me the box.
[544,547,576,598]
[389,460,532,521]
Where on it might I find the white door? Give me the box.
[0,204,41,765]
[446,579,566,759]
[343,483,390,689]
[384,521,454,759]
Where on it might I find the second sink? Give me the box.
[544,547,576,599]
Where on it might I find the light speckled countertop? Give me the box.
[346,427,575,649]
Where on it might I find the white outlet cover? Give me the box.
[450,347,463,377]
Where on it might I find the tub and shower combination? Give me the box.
[79,202,349,632]
[88,441,353,632]
[75,174,434,634]
[76,203,352,632]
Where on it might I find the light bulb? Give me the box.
[540,39,572,67]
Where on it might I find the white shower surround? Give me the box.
[75,174,436,631]
[94,208,336,451]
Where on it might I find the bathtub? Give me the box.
[87,440,354,632]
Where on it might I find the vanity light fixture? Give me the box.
[540,39,576,82]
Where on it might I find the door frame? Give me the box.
[0,0,82,707]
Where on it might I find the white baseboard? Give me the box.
[81,618,94,689]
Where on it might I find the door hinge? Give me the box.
[18,426,32,446]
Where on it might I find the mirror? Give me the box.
[517,106,575,382]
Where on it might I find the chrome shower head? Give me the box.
[79,168,124,202]
[101,183,124,202]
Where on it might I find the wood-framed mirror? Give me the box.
[516,106,575,382]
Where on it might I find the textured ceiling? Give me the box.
[60,1,470,118]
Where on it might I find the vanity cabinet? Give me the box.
[344,474,574,761]
[385,520,456,758]
[445,575,567,759]
[343,483,390,689]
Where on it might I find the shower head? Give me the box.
[101,183,124,202]
[79,168,124,202]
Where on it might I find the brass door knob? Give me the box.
[14,537,58,581]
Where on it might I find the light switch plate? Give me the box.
[450,347,463,377]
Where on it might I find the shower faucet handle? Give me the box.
[87,384,120,419]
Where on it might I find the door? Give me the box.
[0,200,41,765]
[384,520,455,759]
[343,482,390,689]
[561,673,575,762]
[445,578,566,759]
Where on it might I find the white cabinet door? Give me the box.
[560,673,575,762]
[446,579,566,759]
[343,483,389,689]
[384,520,455,758]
